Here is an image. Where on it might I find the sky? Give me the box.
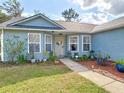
[0,0,124,24]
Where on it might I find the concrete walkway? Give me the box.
[60,58,124,93]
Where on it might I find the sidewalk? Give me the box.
[60,58,124,93]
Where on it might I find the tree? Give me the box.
[0,0,24,17]
[34,9,41,14]
[34,9,46,15]
[62,8,80,22]
[0,10,11,23]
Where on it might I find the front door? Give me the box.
[55,36,65,58]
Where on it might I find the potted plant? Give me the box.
[79,55,89,61]
[73,52,79,61]
[89,50,96,60]
[31,51,36,64]
[116,60,124,72]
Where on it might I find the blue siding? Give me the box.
[3,27,124,61]
[92,28,124,60]
[3,30,90,61]
[3,30,45,61]
[3,31,27,61]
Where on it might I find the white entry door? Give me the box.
[55,36,65,58]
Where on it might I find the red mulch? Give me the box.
[79,61,124,79]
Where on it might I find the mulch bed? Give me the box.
[79,61,124,83]
[0,61,65,68]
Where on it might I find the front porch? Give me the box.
[51,32,91,59]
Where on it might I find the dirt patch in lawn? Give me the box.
[79,61,124,83]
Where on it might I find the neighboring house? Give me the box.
[0,13,124,61]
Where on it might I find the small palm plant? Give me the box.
[96,52,110,66]
[48,51,57,64]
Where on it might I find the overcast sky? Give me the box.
[0,0,124,24]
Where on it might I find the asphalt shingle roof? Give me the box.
[92,16,124,33]
[1,15,124,34]
[55,20,96,33]
[0,17,96,33]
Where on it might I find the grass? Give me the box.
[0,63,109,93]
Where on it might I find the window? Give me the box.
[28,33,41,53]
[82,35,91,52]
[69,36,78,51]
[45,34,52,52]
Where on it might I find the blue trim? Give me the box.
[9,24,63,30]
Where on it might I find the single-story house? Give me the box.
[0,13,124,62]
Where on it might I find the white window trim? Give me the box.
[69,35,79,52]
[28,33,41,53]
[82,35,91,52]
[1,28,4,61]
[45,34,52,52]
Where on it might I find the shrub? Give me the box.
[17,54,27,64]
[79,55,89,61]
[48,52,57,63]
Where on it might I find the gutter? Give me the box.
[1,27,92,34]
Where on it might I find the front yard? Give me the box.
[0,62,109,93]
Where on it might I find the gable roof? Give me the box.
[92,16,124,33]
[0,13,65,30]
[0,14,97,33]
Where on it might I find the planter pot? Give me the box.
[43,59,47,62]
[15,62,19,64]
[55,61,60,64]
[116,64,124,72]
[31,59,36,64]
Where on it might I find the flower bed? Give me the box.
[79,61,124,83]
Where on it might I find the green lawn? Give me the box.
[0,63,109,93]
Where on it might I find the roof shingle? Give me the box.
[1,14,124,34]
